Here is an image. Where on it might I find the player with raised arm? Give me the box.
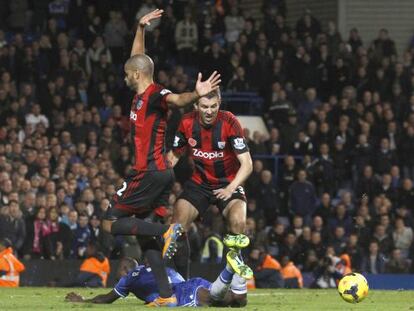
[101,9,221,307]
[169,89,253,278]
[65,250,252,307]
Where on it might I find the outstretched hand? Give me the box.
[139,9,163,28]
[195,71,221,97]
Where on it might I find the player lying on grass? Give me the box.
[65,249,252,307]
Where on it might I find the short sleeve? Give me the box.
[227,116,249,154]
[148,87,172,112]
[172,119,188,155]
[160,88,172,110]
[114,275,130,298]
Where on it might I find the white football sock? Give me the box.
[231,273,247,295]
[210,266,233,300]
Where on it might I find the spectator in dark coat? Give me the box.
[291,131,314,156]
[330,226,347,255]
[309,143,335,196]
[281,110,300,152]
[257,170,279,225]
[373,224,394,256]
[350,134,372,175]
[0,201,26,254]
[278,155,297,216]
[332,137,352,188]
[328,204,353,234]
[289,169,317,224]
[375,138,397,175]
[245,160,264,198]
[361,241,386,274]
[400,126,414,179]
[355,165,380,200]
[398,178,414,211]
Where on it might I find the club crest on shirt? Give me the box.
[233,138,246,150]
[218,141,226,149]
[136,99,143,110]
[188,137,197,147]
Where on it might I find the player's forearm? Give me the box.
[169,91,200,107]
[131,25,145,56]
[85,294,117,304]
[167,150,180,167]
[226,161,253,192]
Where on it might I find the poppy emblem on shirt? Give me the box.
[218,141,226,149]
[136,99,143,110]
[188,138,197,147]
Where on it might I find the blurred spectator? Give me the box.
[0,238,25,287]
[103,11,128,63]
[72,213,91,258]
[224,6,244,44]
[280,255,303,288]
[22,207,49,259]
[175,9,198,65]
[200,231,223,264]
[44,207,71,259]
[361,241,386,274]
[385,248,410,273]
[289,170,317,224]
[0,201,26,254]
[257,170,278,224]
[392,218,413,259]
[69,243,110,287]
[248,247,284,289]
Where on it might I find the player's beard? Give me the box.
[125,77,137,90]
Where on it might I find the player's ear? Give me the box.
[134,70,140,80]
[193,102,198,111]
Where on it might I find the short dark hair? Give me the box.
[204,89,221,101]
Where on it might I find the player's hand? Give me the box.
[213,187,233,201]
[139,9,164,28]
[65,292,84,303]
[195,71,221,97]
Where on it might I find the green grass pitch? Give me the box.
[1,288,414,310]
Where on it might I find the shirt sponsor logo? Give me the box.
[188,137,197,147]
[130,111,137,121]
[193,148,224,159]
[218,141,226,149]
[233,138,246,150]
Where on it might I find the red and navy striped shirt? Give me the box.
[129,83,171,171]
[173,110,249,189]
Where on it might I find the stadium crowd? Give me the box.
[0,0,414,288]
